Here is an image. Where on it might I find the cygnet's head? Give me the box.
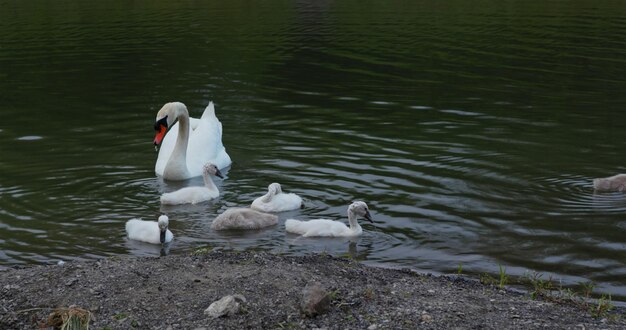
[268,182,282,195]
[203,163,224,178]
[157,215,169,243]
[348,201,373,223]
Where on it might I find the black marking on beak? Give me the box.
[160,229,166,244]
[153,116,169,151]
[154,116,168,131]
[364,210,373,223]
[215,168,224,179]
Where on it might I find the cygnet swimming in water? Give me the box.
[285,201,373,237]
[160,163,223,205]
[593,174,626,192]
[211,208,278,231]
[251,182,303,212]
[126,215,174,244]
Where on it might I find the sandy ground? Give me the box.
[1,250,624,329]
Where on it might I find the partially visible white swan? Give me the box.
[251,183,302,213]
[593,174,626,192]
[126,215,174,244]
[161,163,223,205]
[153,101,231,180]
[211,208,278,231]
[285,201,373,237]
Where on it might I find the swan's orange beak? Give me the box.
[153,116,168,151]
[154,125,167,149]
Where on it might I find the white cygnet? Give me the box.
[251,182,302,213]
[160,163,223,205]
[211,208,278,231]
[593,174,626,192]
[126,215,174,244]
[285,201,373,237]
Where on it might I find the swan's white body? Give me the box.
[160,163,223,205]
[154,102,231,180]
[126,215,174,244]
[211,208,278,231]
[593,174,626,192]
[285,201,373,237]
[251,183,302,213]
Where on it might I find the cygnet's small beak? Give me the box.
[364,210,374,223]
[215,168,224,179]
[160,228,167,244]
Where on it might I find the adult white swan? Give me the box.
[251,183,303,213]
[153,101,231,180]
[285,201,373,237]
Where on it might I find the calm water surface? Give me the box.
[1,1,626,302]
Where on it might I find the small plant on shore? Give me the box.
[479,273,496,286]
[525,272,554,300]
[477,265,509,288]
[558,287,579,303]
[590,294,614,318]
[46,306,91,330]
[329,289,340,301]
[579,281,595,301]
[338,252,355,260]
[191,247,213,256]
[457,262,463,275]
[363,287,375,301]
[498,264,509,289]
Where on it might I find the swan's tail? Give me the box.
[201,101,216,120]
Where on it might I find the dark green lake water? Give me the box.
[1,1,625,301]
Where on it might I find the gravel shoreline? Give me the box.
[1,250,624,329]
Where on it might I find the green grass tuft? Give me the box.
[498,264,509,289]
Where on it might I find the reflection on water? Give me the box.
[1,1,626,302]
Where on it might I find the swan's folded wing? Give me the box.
[187,103,231,173]
[126,219,159,244]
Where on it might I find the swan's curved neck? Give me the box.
[164,103,190,179]
[260,191,273,203]
[203,173,219,192]
[347,211,362,232]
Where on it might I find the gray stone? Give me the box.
[204,294,246,319]
[300,281,331,317]
[65,278,78,286]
